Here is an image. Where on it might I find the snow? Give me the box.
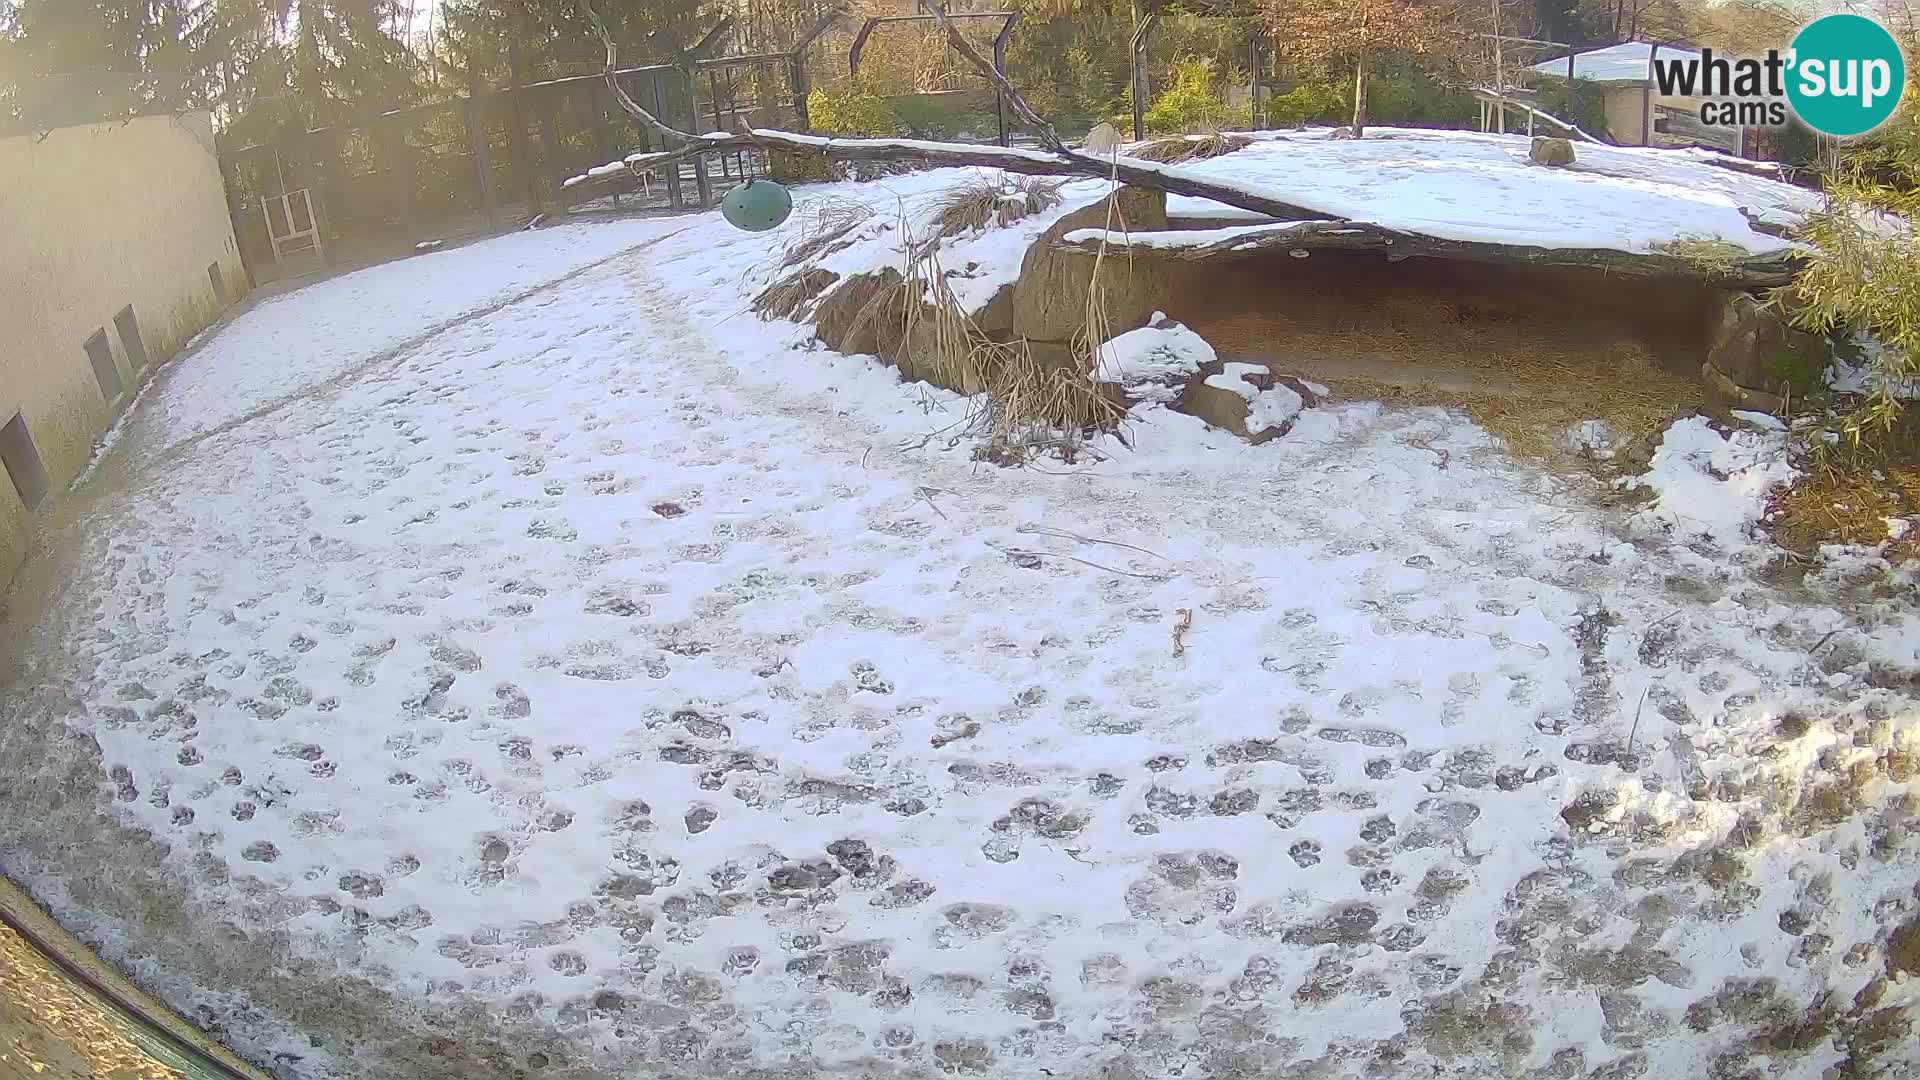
[1245,383,1304,434]
[4,166,1920,1080]
[1094,314,1215,403]
[1829,335,1920,399]
[779,169,1109,315]
[1164,195,1278,223]
[127,216,687,453]
[1158,128,1817,254]
[1528,42,1702,85]
[1198,362,1307,436]
[1731,409,1788,432]
[1064,222,1310,249]
[1629,415,1797,550]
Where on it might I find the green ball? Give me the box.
[720,179,793,232]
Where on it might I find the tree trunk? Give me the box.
[1351,49,1369,137]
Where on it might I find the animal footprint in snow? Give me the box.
[851,662,893,695]
[1317,726,1407,748]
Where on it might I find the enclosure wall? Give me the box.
[0,110,243,585]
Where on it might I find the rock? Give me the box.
[752,268,839,321]
[812,268,904,356]
[1530,137,1576,166]
[1095,313,1215,405]
[1011,185,1170,346]
[1177,360,1304,443]
[1702,361,1787,414]
[1705,290,1826,399]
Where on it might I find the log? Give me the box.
[560,130,1342,221]
[1054,222,1805,288]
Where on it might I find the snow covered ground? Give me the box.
[3,151,1919,1080]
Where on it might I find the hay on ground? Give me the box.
[1295,338,1701,460]
[1769,462,1920,559]
[1650,235,1753,276]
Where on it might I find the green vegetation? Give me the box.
[806,81,899,138]
[1122,57,1252,136]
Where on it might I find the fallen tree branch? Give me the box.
[563,130,1345,221]
[1055,221,1805,287]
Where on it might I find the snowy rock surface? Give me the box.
[1094,313,1215,403]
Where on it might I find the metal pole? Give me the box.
[657,70,682,208]
[689,68,712,207]
[1131,14,1158,142]
[993,23,1011,146]
[789,53,810,130]
[1642,42,1657,145]
[1249,35,1263,130]
[1490,0,1505,134]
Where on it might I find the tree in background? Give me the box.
[1533,0,1580,44]
[1261,0,1463,135]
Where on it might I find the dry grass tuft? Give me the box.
[929,175,1065,240]
[847,205,1121,459]
[1129,131,1253,164]
[1768,461,1920,559]
[780,198,875,268]
[1650,234,1753,275]
[752,268,841,321]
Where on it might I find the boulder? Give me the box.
[813,268,904,357]
[1177,360,1304,443]
[1530,137,1576,167]
[1705,291,1826,404]
[1702,361,1787,415]
[1011,185,1171,348]
[1095,312,1215,405]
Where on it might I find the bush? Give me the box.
[1120,57,1253,136]
[1264,74,1473,130]
[807,83,898,138]
[890,92,1001,143]
[1785,52,1919,454]
[1265,81,1346,127]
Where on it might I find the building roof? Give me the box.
[1530,41,1703,85]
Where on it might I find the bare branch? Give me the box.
[924,4,1064,153]
[577,0,705,147]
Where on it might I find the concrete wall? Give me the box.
[0,110,243,586]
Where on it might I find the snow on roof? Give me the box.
[1155,127,1817,256]
[1530,41,1702,84]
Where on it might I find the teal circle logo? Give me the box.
[1787,14,1907,137]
